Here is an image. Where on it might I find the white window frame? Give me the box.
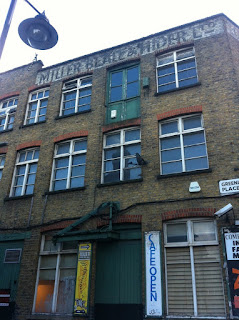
[24,88,49,125]
[50,138,87,191]
[60,76,92,116]
[101,127,141,184]
[0,154,6,180]
[164,219,225,318]
[0,96,18,131]
[10,147,39,197]
[156,47,198,93]
[32,235,78,314]
[159,114,209,175]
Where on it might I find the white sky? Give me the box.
[0,0,239,73]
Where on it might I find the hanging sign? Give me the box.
[224,232,239,317]
[145,231,162,317]
[74,243,92,315]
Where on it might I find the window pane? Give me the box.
[35,279,54,313]
[105,148,120,160]
[162,161,182,174]
[34,150,40,160]
[178,68,197,81]
[179,77,198,87]
[127,82,139,98]
[74,140,87,152]
[184,144,207,158]
[13,186,22,196]
[185,157,208,171]
[15,176,24,186]
[127,66,139,82]
[158,82,176,92]
[161,148,181,162]
[55,168,68,179]
[54,180,67,191]
[177,48,194,60]
[104,159,120,171]
[110,87,122,102]
[71,165,85,177]
[106,133,120,146]
[177,59,196,71]
[157,53,174,65]
[19,152,26,162]
[125,129,140,142]
[157,65,175,77]
[72,154,86,165]
[56,268,76,313]
[57,143,70,155]
[193,222,216,241]
[25,185,34,194]
[70,176,85,188]
[183,132,205,146]
[158,74,175,85]
[81,78,92,86]
[124,167,141,180]
[29,163,37,173]
[184,116,201,130]
[124,144,141,156]
[27,173,36,185]
[17,166,26,175]
[79,88,91,97]
[161,136,180,150]
[167,223,187,243]
[161,121,178,135]
[55,157,69,168]
[104,171,120,183]
[111,71,123,86]
[125,157,138,168]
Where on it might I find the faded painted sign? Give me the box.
[145,231,162,317]
[36,17,224,85]
[74,243,92,315]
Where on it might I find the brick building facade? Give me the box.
[0,13,239,320]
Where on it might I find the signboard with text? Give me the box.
[145,231,162,317]
[225,232,239,317]
[219,179,239,195]
[74,243,92,315]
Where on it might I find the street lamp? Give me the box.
[0,0,58,59]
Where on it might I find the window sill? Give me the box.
[55,109,91,120]
[4,194,34,201]
[157,168,212,179]
[0,128,13,134]
[97,178,143,187]
[20,120,46,129]
[45,186,86,196]
[155,82,201,96]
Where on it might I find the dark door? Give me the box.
[95,240,142,320]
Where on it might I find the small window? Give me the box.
[10,148,40,196]
[102,127,141,183]
[50,138,87,191]
[0,154,6,180]
[25,89,49,124]
[157,47,198,93]
[0,97,18,132]
[159,114,209,175]
[4,249,22,263]
[60,77,92,116]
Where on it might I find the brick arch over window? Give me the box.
[162,207,216,221]
[157,105,203,121]
[16,140,42,151]
[0,146,8,154]
[54,130,88,143]
[0,91,20,101]
[102,118,141,134]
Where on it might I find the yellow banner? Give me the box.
[74,243,92,315]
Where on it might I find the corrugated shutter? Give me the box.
[194,245,225,316]
[166,247,193,315]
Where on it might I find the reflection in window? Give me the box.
[159,114,209,175]
[11,148,39,196]
[157,47,198,93]
[102,127,141,183]
[0,97,18,131]
[0,154,6,180]
[51,138,87,191]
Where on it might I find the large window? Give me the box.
[157,47,198,93]
[50,138,87,191]
[159,114,209,175]
[164,219,225,317]
[102,127,141,183]
[0,96,18,132]
[60,77,92,116]
[10,148,39,196]
[33,236,77,314]
[106,65,140,123]
[0,154,6,180]
[25,88,49,124]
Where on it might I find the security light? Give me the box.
[214,203,233,217]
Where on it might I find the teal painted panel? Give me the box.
[95,240,142,305]
[124,98,140,120]
[106,98,140,125]
[0,241,24,301]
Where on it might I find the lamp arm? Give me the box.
[24,0,42,16]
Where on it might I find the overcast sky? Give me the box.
[0,0,239,73]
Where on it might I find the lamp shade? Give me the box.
[18,14,58,50]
